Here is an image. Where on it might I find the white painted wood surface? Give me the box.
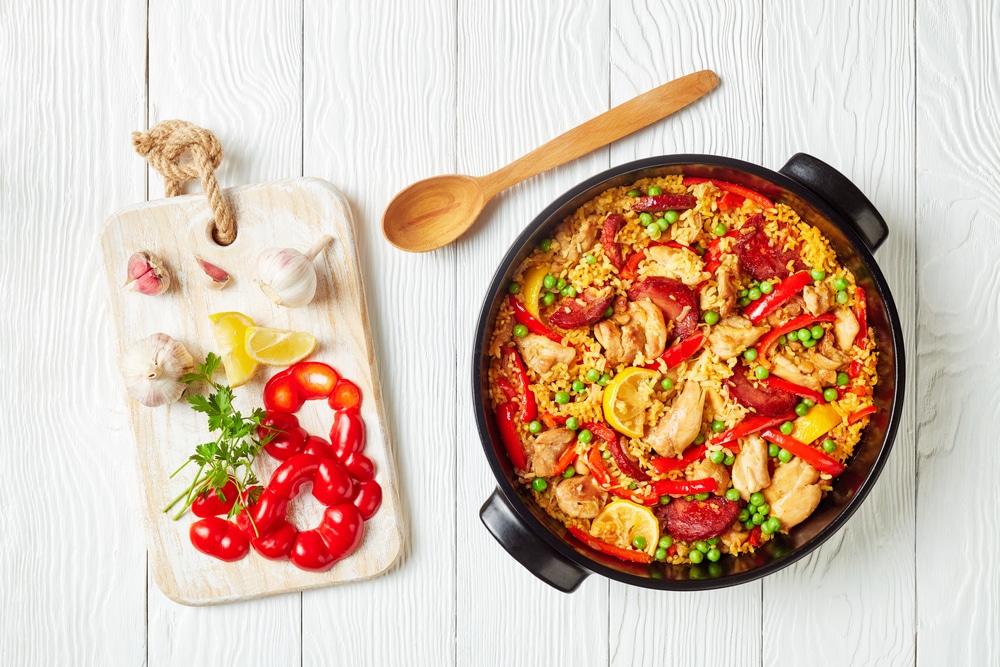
[1,0,994,664]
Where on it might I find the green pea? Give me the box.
[836,289,849,304]
[777,448,792,463]
[760,280,773,295]
[802,337,817,348]
[648,186,662,196]
[584,254,596,265]
[750,492,765,507]
[755,366,769,380]
[761,519,777,535]
[627,189,640,197]
[752,513,765,525]
[632,535,647,550]
[693,433,705,445]
[694,541,710,553]
[601,450,611,459]
[737,296,751,307]
[786,330,799,341]
[738,508,750,522]
[627,482,636,490]
[528,420,542,434]
[577,429,593,444]
[566,417,579,430]
[585,369,600,383]
[764,517,781,533]
[554,391,570,404]
[707,537,720,546]
[660,377,674,391]
[540,239,552,252]
[706,548,721,562]
[778,334,787,345]
[833,277,849,291]
[572,380,586,393]
[703,310,720,325]
[656,217,668,231]
[744,520,755,531]
[748,287,763,301]
[802,398,815,407]
[779,421,793,435]
[507,282,520,294]
[768,443,779,457]
[542,292,556,306]
[823,387,839,402]
[738,288,749,298]
[532,477,547,492]
[709,450,725,464]
[604,306,614,318]
[543,274,556,290]
[659,495,671,505]
[822,439,837,453]
[724,454,735,466]
[688,549,704,564]
[836,372,849,386]
[664,210,680,224]
[598,373,611,387]
[654,547,668,561]
[711,420,726,433]
[561,285,577,298]
[659,535,673,548]
[639,212,654,226]
[810,269,826,281]
[713,222,728,236]
[562,466,576,479]
[811,325,825,340]
[725,488,740,502]
[797,328,812,341]
[695,492,710,501]
[556,277,567,290]
[795,402,810,417]
[758,503,769,516]
[647,223,662,240]
[513,324,528,338]
[744,348,758,362]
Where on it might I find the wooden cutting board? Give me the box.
[100,178,403,605]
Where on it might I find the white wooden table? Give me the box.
[1,1,991,664]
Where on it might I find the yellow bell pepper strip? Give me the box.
[760,428,845,476]
[759,374,824,404]
[520,263,550,320]
[650,477,718,497]
[742,271,813,324]
[643,330,706,371]
[567,525,652,564]
[757,313,836,361]
[508,294,563,344]
[682,177,775,210]
[495,403,528,471]
[789,403,842,444]
[847,405,877,425]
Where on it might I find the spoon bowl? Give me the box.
[382,174,486,252]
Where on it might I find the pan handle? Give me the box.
[480,488,589,593]
[779,153,889,252]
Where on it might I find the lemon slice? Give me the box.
[590,499,659,555]
[208,311,259,387]
[244,326,317,366]
[601,367,659,438]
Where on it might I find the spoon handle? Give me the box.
[477,70,719,200]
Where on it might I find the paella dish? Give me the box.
[487,174,878,565]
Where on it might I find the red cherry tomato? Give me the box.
[189,517,251,562]
[302,435,335,459]
[312,458,354,506]
[251,521,297,560]
[352,479,382,520]
[317,503,365,561]
[290,529,337,572]
[330,410,366,460]
[290,361,339,399]
[267,454,320,499]
[341,451,375,482]
[328,379,362,411]
[191,478,239,518]
[264,372,305,413]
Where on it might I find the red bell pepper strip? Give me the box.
[759,375,824,403]
[607,434,650,482]
[757,313,836,360]
[567,525,652,564]
[748,525,763,547]
[847,360,863,379]
[541,411,567,429]
[508,295,563,344]
[587,447,613,486]
[848,405,877,425]
[742,271,813,324]
[717,190,746,212]
[585,421,618,445]
[586,448,658,505]
[644,330,706,370]
[760,428,845,476]
[620,249,645,281]
[710,413,795,446]
[496,376,518,402]
[682,177,775,209]
[552,444,578,477]
[853,286,868,348]
[502,345,537,422]
[495,403,529,471]
[649,444,707,475]
[650,477,718,497]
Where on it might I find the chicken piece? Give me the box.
[554,213,600,271]
[688,458,731,494]
[811,333,849,370]
[765,296,804,328]
[707,315,768,360]
[762,458,822,530]
[593,300,667,366]
[594,320,628,366]
[515,334,575,375]
[528,428,575,477]
[730,434,770,501]
[771,352,822,391]
[555,475,608,519]
[646,245,707,286]
[630,300,668,359]
[802,283,833,317]
[611,294,629,324]
[645,380,706,458]
[833,307,860,351]
[715,263,738,316]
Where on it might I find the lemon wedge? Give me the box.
[601,367,659,438]
[208,311,259,387]
[590,499,659,555]
[244,326,317,366]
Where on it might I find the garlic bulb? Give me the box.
[126,251,171,296]
[121,334,194,407]
[256,235,333,308]
[194,255,231,290]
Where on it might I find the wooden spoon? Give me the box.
[382,70,719,252]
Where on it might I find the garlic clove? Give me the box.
[121,333,194,407]
[126,251,171,296]
[194,255,231,290]
[256,235,332,308]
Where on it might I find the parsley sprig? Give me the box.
[162,353,267,521]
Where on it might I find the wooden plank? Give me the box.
[300,1,458,664]
[761,1,915,665]
[454,2,611,665]
[916,2,999,664]
[144,1,304,663]
[0,1,147,665]
[608,2,765,665]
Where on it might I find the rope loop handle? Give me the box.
[132,120,237,245]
